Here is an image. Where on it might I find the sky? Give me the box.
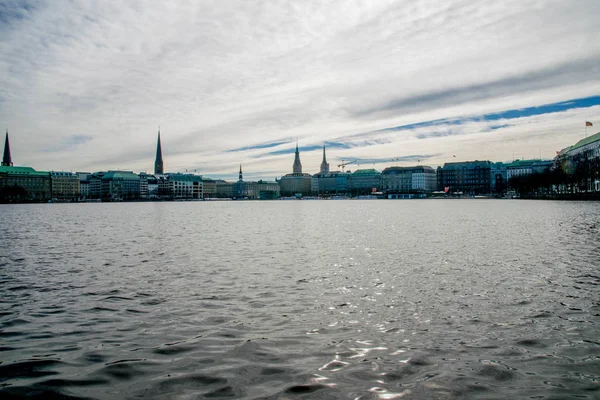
[1,0,600,181]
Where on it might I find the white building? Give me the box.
[168,173,203,199]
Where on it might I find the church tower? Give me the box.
[320,144,329,174]
[154,128,163,175]
[239,164,243,181]
[2,130,13,167]
[292,141,302,174]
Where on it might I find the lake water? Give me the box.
[0,200,599,399]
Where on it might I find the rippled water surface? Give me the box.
[1,200,599,399]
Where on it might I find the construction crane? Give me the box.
[338,159,357,172]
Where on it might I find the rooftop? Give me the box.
[313,171,347,178]
[50,171,77,176]
[382,165,435,174]
[442,160,492,169]
[280,173,312,178]
[505,159,553,168]
[351,168,380,175]
[565,131,600,154]
[93,170,140,180]
[0,165,50,177]
[168,173,203,182]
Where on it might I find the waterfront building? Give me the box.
[381,166,436,194]
[154,129,164,175]
[146,175,159,198]
[79,180,89,199]
[138,172,156,199]
[168,173,203,199]
[382,167,411,193]
[241,180,280,199]
[279,143,313,196]
[437,161,492,195]
[311,147,350,196]
[555,131,600,192]
[0,131,51,202]
[506,159,553,182]
[312,171,350,195]
[89,174,101,199]
[0,166,51,202]
[202,177,216,198]
[311,176,319,194]
[335,172,350,194]
[348,169,382,196]
[138,172,149,198]
[215,180,234,198]
[490,162,507,194]
[77,172,91,199]
[89,171,141,201]
[279,174,312,196]
[156,175,170,198]
[253,180,280,199]
[50,171,80,200]
[226,165,280,199]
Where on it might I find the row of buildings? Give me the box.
[1,128,599,202]
[278,144,441,197]
[277,143,565,197]
[0,131,281,202]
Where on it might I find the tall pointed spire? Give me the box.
[2,129,13,167]
[154,127,164,175]
[293,139,302,174]
[239,164,243,181]
[320,144,329,174]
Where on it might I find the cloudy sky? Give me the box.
[1,0,599,180]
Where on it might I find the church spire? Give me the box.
[154,127,163,175]
[2,129,13,167]
[320,144,329,174]
[292,139,302,174]
[239,164,243,181]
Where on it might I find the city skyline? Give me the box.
[1,1,600,181]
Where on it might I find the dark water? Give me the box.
[1,200,599,399]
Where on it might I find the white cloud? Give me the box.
[0,0,599,179]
